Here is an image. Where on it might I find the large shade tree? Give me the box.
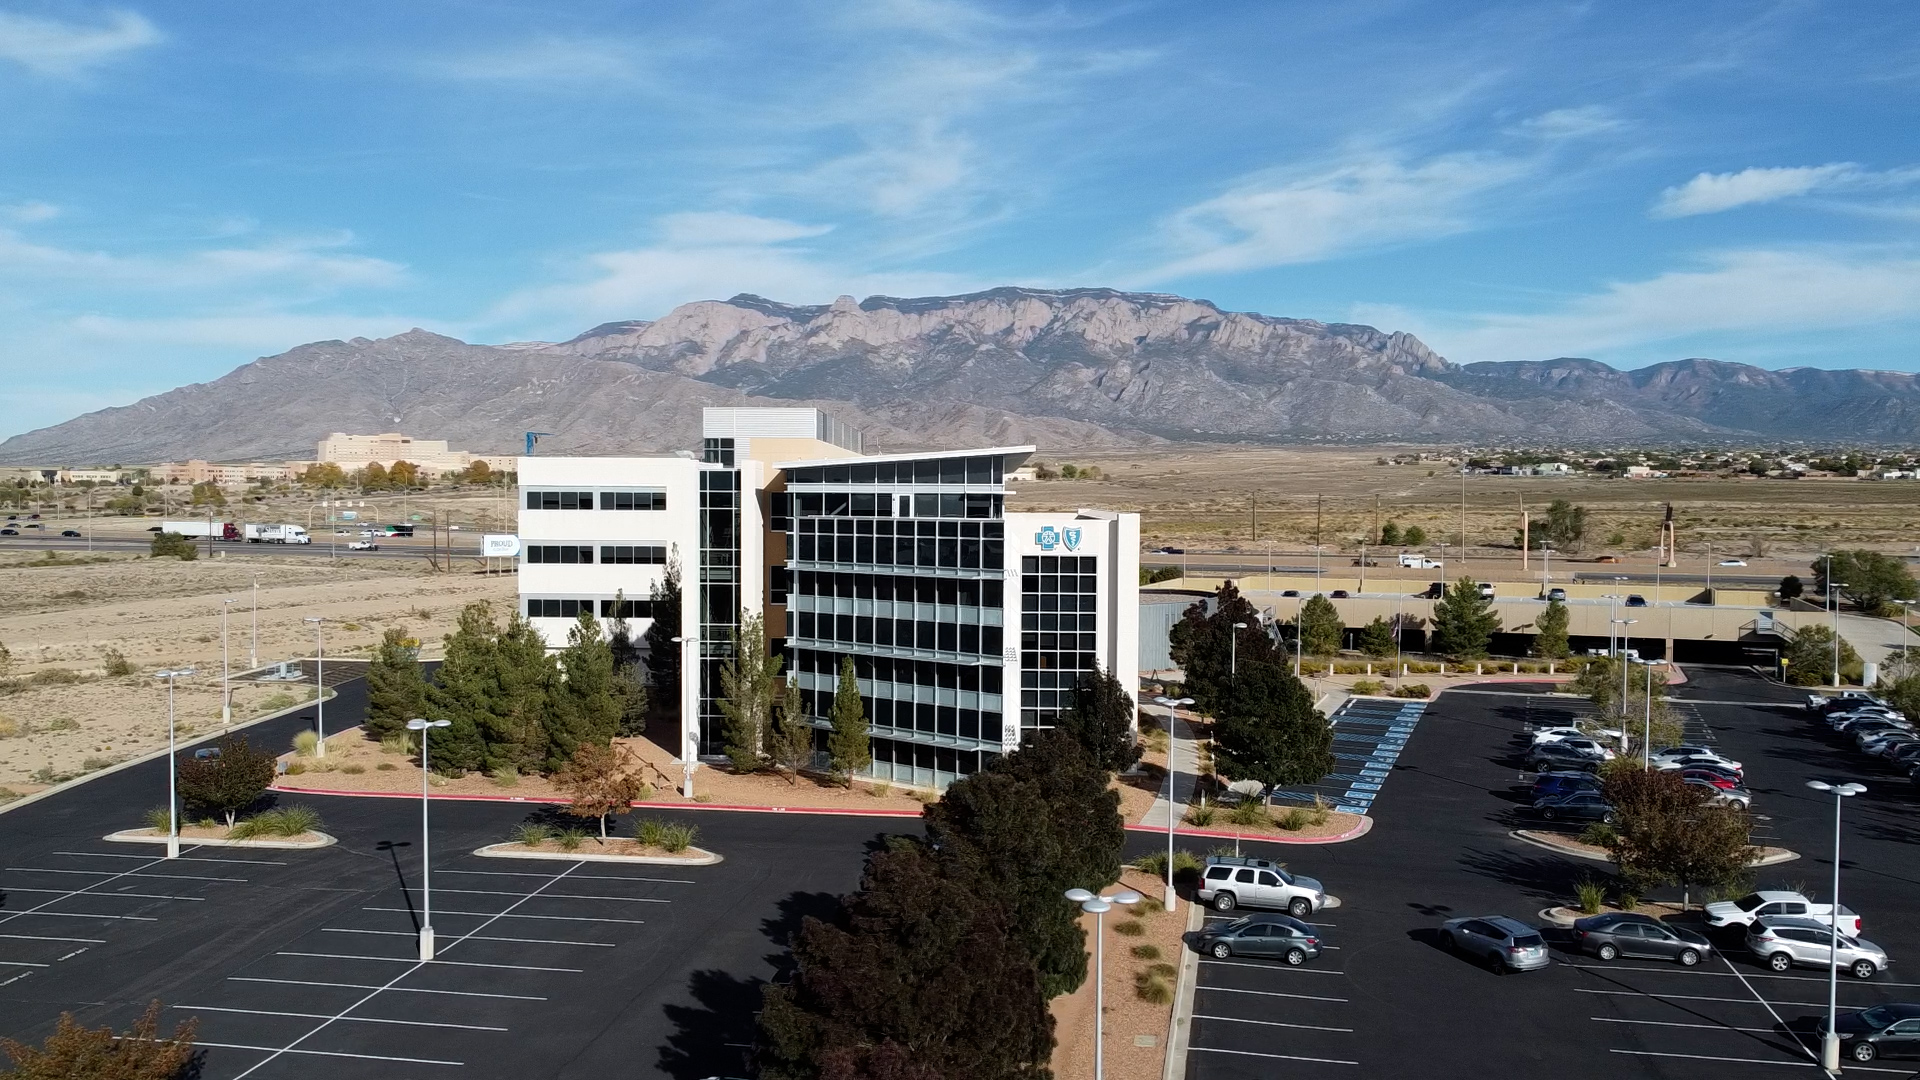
[1169,580,1283,716]
[1211,660,1335,796]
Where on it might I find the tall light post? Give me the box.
[1828,579,1848,688]
[1541,543,1553,590]
[407,717,452,960]
[304,617,326,756]
[1264,541,1275,592]
[1393,594,1404,686]
[1152,695,1194,912]
[1230,622,1248,676]
[672,634,700,797]
[1065,886,1143,1080]
[1643,661,1654,767]
[153,667,196,859]
[221,598,235,725]
[1612,618,1637,714]
[1438,542,1449,584]
[1806,780,1865,1072]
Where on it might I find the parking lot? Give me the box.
[1267,697,1429,814]
[0,687,884,1080]
[1174,667,1920,1080]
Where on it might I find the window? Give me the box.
[605,490,667,511]
[1205,866,1230,881]
[1234,869,1257,884]
[526,597,593,618]
[525,545,593,564]
[525,490,593,510]
[599,598,656,619]
[599,545,667,564]
[1258,872,1280,886]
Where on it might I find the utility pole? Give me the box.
[1520,493,1529,573]
[1251,493,1257,542]
[1371,494,1379,546]
[1315,495,1323,550]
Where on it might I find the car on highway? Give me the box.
[347,540,379,551]
[60,529,80,537]
[1573,912,1714,966]
[1718,559,1748,567]
[1545,587,1568,602]
[1193,913,1323,964]
[1705,891,1861,935]
[1152,546,1184,554]
[1624,594,1648,606]
[1533,791,1615,823]
[0,528,16,536]
[146,525,163,532]
[1423,582,1445,599]
[1330,589,1350,598]
[1747,916,1889,979]
[1441,915,1550,973]
[1816,1003,1920,1064]
[23,522,42,529]
[1196,855,1327,916]
[1279,589,1299,597]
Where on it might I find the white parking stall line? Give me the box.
[229,976,546,1001]
[197,1040,462,1066]
[1575,988,1832,1009]
[177,1005,509,1032]
[1590,1017,1779,1034]
[1715,952,1823,1067]
[441,869,694,885]
[363,906,648,925]
[412,887,670,904]
[51,851,286,866]
[0,910,158,921]
[7,866,247,883]
[274,951,583,973]
[1190,1046,1359,1066]
[0,933,105,943]
[1609,1048,1894,1071]
[5,887,204,902]
[231,862,587,1080]
[1198,985,1348,1003]
[321,927,615,948]
[1201,914,1336,927]
[1564,961,1920,988]
[1194,1014,1353,1033]
[0,960,51,968]
[1199,959,1344,976]
[0,850,206,929]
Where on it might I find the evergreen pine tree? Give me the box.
[826,657,870,785]
[718,610,784,772]
[1430,576,1501,659]
[365,627,428,742]
[768,677,815,784]
[1212,661,1336,793]
[422,602,496,774]
[546,610,620,772]
[1534,596,1572,659]
[492,612,559,773]
[1357,615,1396,659]
[1298,593,1344,657]
[641,552,683,727]
[605,589,649,736]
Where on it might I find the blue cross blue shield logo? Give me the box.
[1063,528,1082,551]
[1035,526,1060,551]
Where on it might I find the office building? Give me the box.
[516,407,1139,790]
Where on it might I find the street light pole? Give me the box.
[672,635,699,797]
[1829,579,1847,689]
[304,617,326,756]
[153,668,196,859]
[1065,886,1143,1080]
[1806,780,1865,1072]
[408,717,453,960]
[1152,696,1195,912]
[250,578,258,669]
[1231,622,1248,676]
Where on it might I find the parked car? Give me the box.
[1440,915,1550,973]
[1705,891,1861,935]
[1534,791,1615,823]
[1747,916,1889,979]
[1546,587,1568,602]
[1650,747,1743,772]
[0,528,15,536]
[1529,741,1607,771]
[1679,768,1740,790]
[1859,730,1918,754]
[1817,1003,1920,1064]
[1529,726,1591,745]
[1193,913,1323,964]
[1653,745,1741,770]
[59,529,80,537]
[1718,559,1747,567]
[1573,912,1714,965]
[1531,772,1602,801]
[1655,756,1743,780]
[1625,594,1648,607]
[1689,779,1752,808]
[347,540,379,551]
[1280,589,1300,598]
[1812,692,1885,715]
[1196,856,1327,916]
[1330,589,1350,598]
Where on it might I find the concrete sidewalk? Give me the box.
[1144,704,1201,825]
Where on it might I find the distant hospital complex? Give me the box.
[1,432,516,487]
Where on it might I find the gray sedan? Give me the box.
[1193,913,1324,965]
[1441,915,1551,973]
[1573,912,1714,966]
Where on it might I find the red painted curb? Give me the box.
[1123,814,1373,845]
[270,783,925,818]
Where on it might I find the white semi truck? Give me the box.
[243,523,311,544]
[161,520,240,540]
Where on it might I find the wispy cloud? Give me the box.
[1367,248,1920,362]
[0,230,404,291]
[1,200,59,223]
[1513,106,1627,140]
[0,9,159,76]
[1137,151,1536,280]
[1653,164,1860,217]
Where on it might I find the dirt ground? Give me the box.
[0,554,515,796]
[1051,867,1188,1080]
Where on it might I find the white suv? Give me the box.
[1196,856,1327,917]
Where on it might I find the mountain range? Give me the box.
[4,286,1918,464]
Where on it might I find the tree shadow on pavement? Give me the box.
[658,968,764,1080]
[1457,845,1595,906]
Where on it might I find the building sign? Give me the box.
[1034,525,1081,552]
[481,534,522,558]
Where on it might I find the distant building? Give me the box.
[1622,465,1668,479]
[148,460,292,486]
[313,432,513,477]
[56,469,129,485]
[1534,462,1571,475]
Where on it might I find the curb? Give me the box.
[104,828,337,850]
[1538,906,1579,928]
[472,842,722,866]
[270,784,927,818]
[1512,829,1799,867]
[1164,897,1204,1080]
[1127,814,1373,846]
[0,690,338,819]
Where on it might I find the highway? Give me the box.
[0,531,483,561]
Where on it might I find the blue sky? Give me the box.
[3,0,1919,440]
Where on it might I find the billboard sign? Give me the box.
[480,534,522,558]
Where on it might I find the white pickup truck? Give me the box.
[1705,890,1861,936]
[1398,553,1442,569]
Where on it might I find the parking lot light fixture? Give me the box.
[1611,619,1637,724]
[1231,622,1248,676]
[407,718,453,960]
[153,667,196,859]
[221,599,235,726]
[1152,695,1195,912]
[1806,780,1865,1071]
[1066,886,1144,1080]
[303,617,326,756]
[671,635,699,797]
[1826,581,1847,688]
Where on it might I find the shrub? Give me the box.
[634,818,667,847]
[512,821,554,846]
[0,716,19,738]
[1308,795,1332,826]
[81,756,113,771]
[1581,822,1620,848]
[379,732,413,756]
[1227,800,1269,827]
[101,648,133,677]
[659,822,697,853]
[254,692,298,715]
[557,828,586,852]
[870,782,892,799]
[235,805,322,837]
[1113,919,1146,937]
[1574,877,1606,915]
[291,730,318,757]
[1616,890,1641,912]
[1350,679,1384,695]
[1131,944,1163,961]
[376,762,397,771]
[1185,803,1217,827]
[144,806,173,832]
[340,763,365,775]
[1146,961,1177,979]
[488,765,519,788]
[28,667,83,686]
[1394,684,1432,699]
[1134,972,1173,1004]
[285,760,307,775]
[1277,807,1310,831]
[1132,896,1165,916]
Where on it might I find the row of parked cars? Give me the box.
[1807,692,1920,789]
[1521,723,1753,823]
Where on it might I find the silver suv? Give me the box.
[1196,856,1327,916]
[1747,916,1891,980]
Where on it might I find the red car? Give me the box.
[1680,768,1738,790]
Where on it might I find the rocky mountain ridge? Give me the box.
[2,286,1915,464]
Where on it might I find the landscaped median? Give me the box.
[476,818,720,865]
[107,806,334,849]
[1512,827,1798,867]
